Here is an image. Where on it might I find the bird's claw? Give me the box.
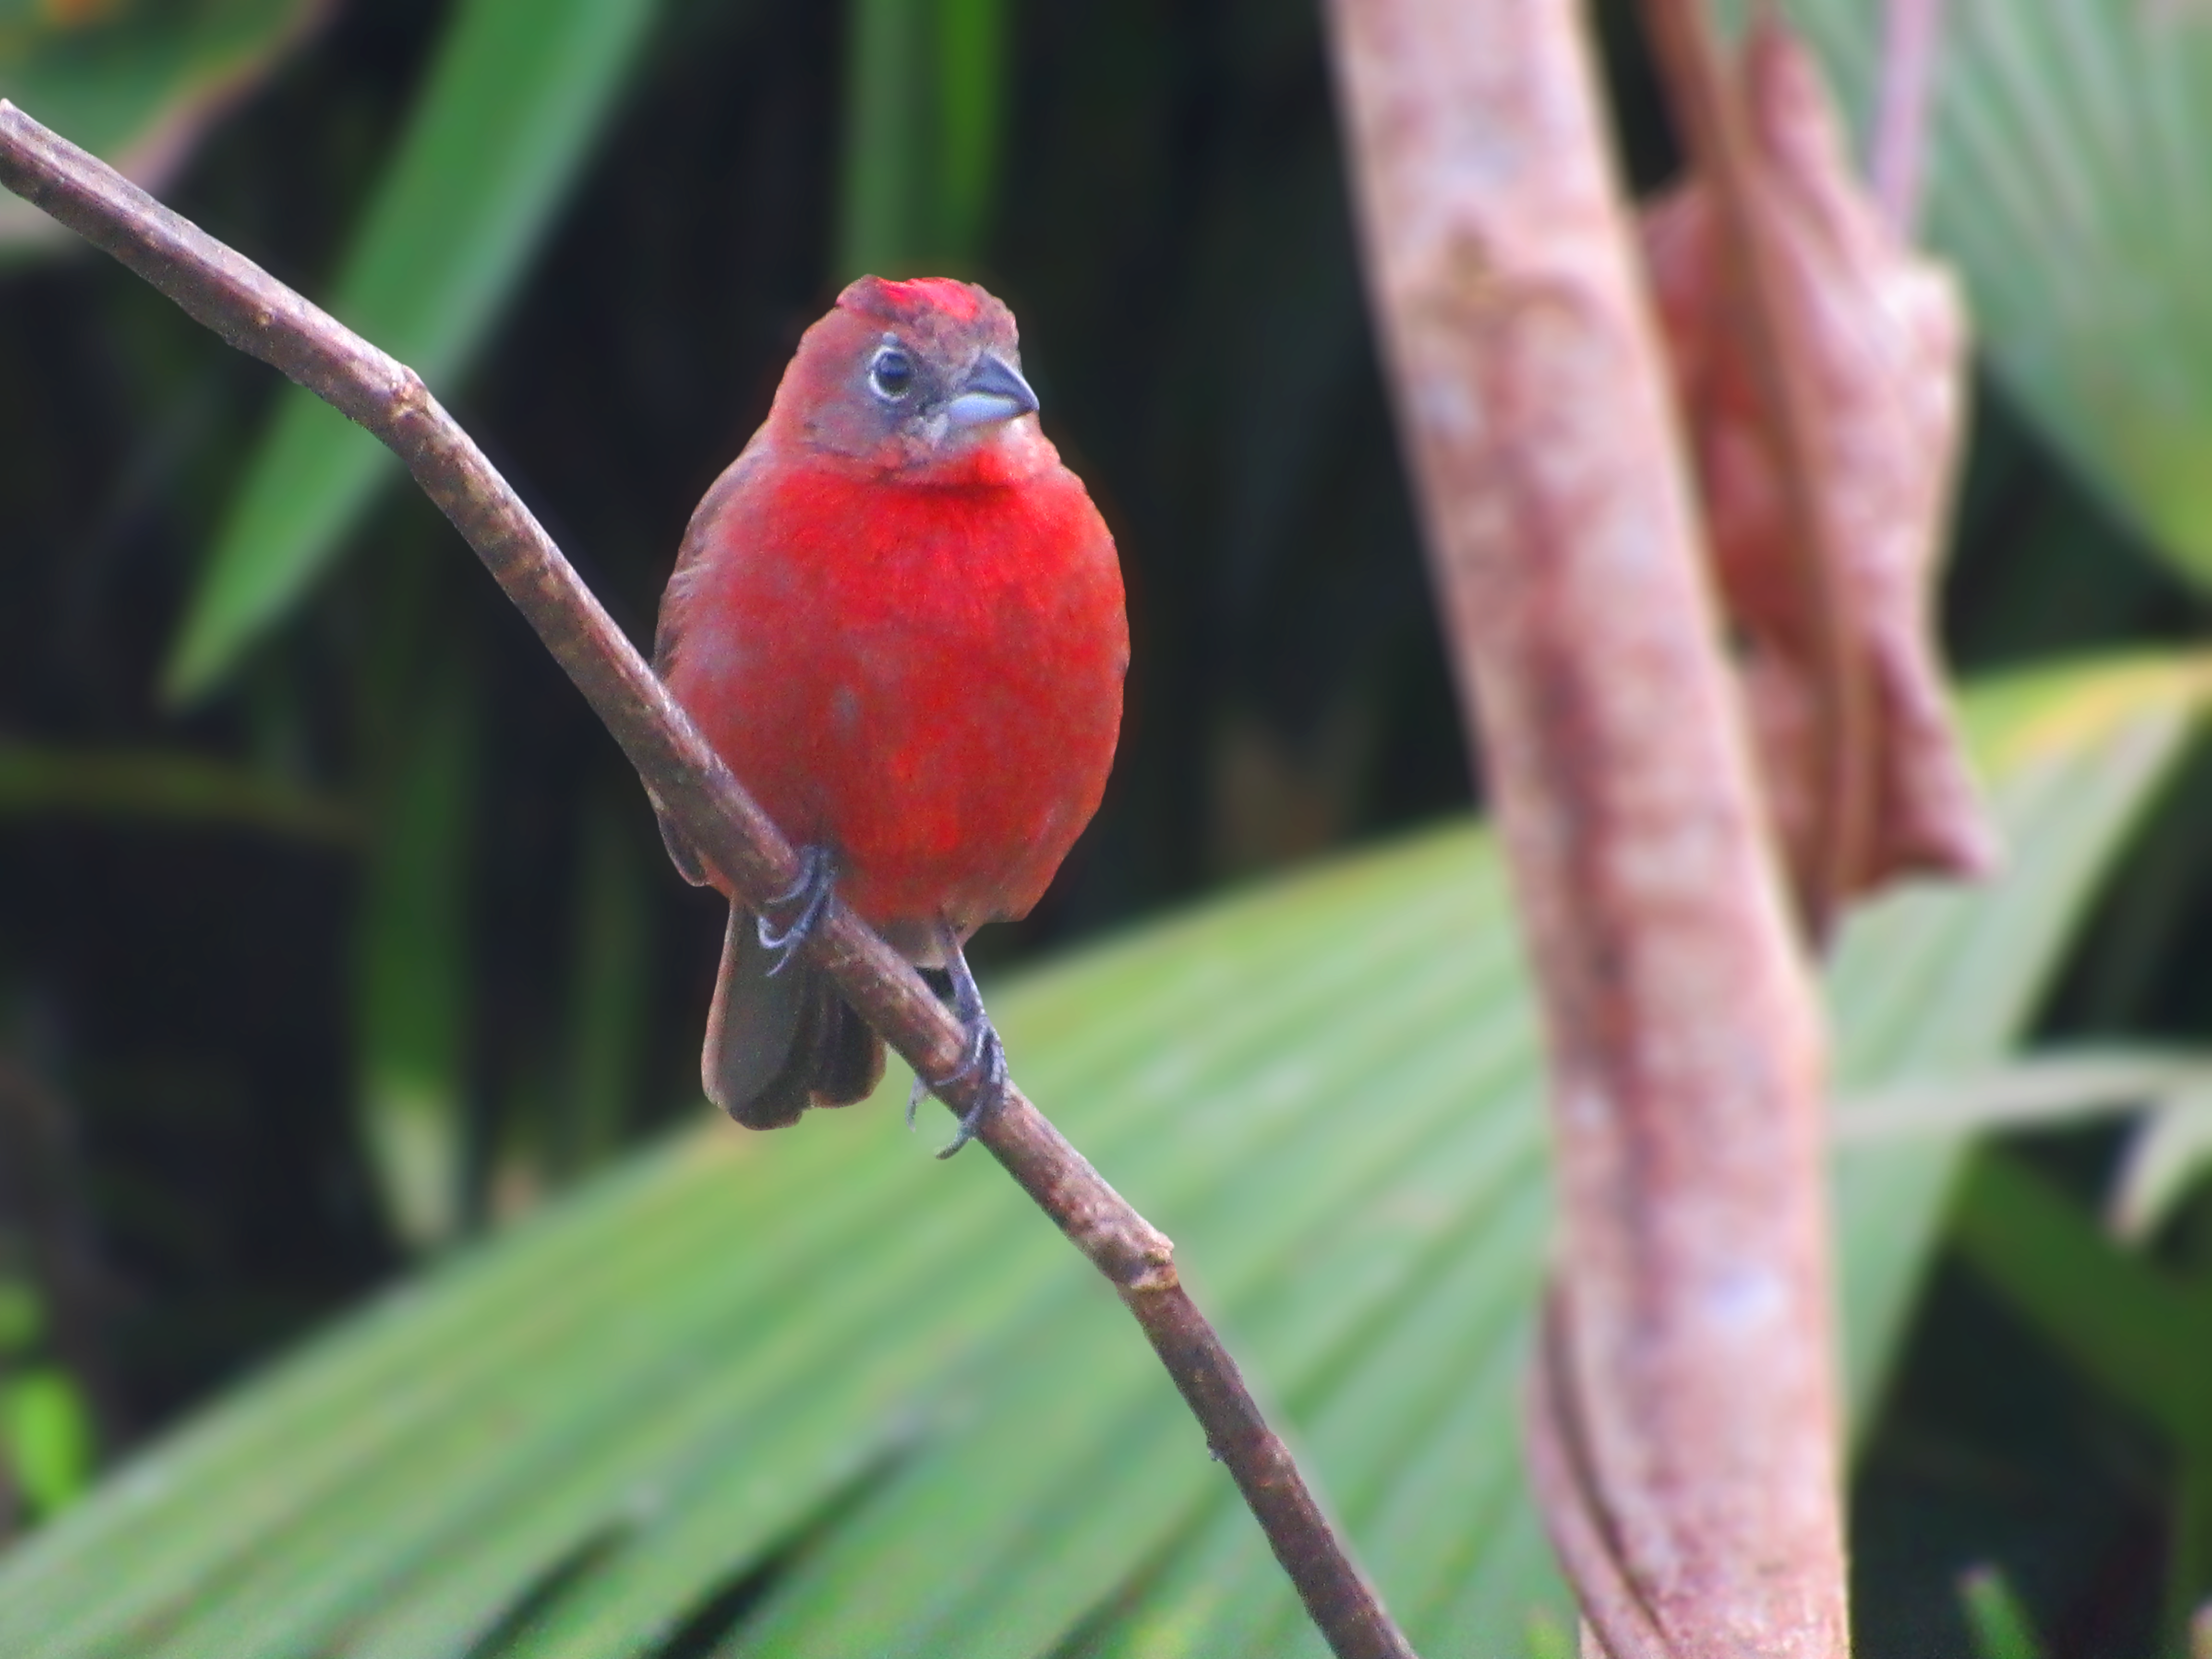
[932,1022,1007,1158]
[756,846,835,974]
[905,936,1010,1156]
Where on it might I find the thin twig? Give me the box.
[1872,0,1944,234]
[0,99,1415,1659]
[1638,0,1873,939]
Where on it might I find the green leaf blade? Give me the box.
[0,656,2200,1659]
[1777,0,2212,586]
[0,0,324,256]
[163,0,658,700]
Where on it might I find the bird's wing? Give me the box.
[651,444,771,889]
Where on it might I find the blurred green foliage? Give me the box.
[1778,0,2212,591]
[164,0,658,699]
[0,1366,92,1522]
[0,0,2210,1653]
[839,0,1007,276]
[0,1274,92,1526]
[0,656,2194,1658]
[0,739,352,840]
[1954,1147,2212,1648]
[352,651,478,1247]
[0,0,325,255]
[1962,1564,2049,1659]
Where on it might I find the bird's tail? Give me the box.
[703,901,885,1128]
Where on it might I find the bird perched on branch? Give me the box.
[654,276,1128,1153]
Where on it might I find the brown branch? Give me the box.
[1638,0,1873,939]
[1523,1293,1671,1659]
[1872,0,1944,234]
[0,100,1415,1659]
[1638,26,1990,910]
[1324,3,1849,1657]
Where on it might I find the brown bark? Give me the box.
[1323,3,1849,1655]
[1640,23,1989,912]
[0,100,1414,1659]
[1872,0,1945,233]
[1637,0,1872,938]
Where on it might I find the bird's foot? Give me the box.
[756,846,835,975]
[905,937,1009,1157]
[932,1024,1007,1159]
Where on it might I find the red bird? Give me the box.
[654,276,1127,1151]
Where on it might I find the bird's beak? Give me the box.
[942,352,1040,429]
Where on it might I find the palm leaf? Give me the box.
[0,653,2200,1658]
[1769,0,2212,589]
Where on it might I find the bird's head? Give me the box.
[768,276,1049,481]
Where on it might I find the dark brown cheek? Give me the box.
[806,396,900,458]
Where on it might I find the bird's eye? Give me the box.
[869,347,916,401]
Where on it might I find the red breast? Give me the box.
[657,276,1128,947]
